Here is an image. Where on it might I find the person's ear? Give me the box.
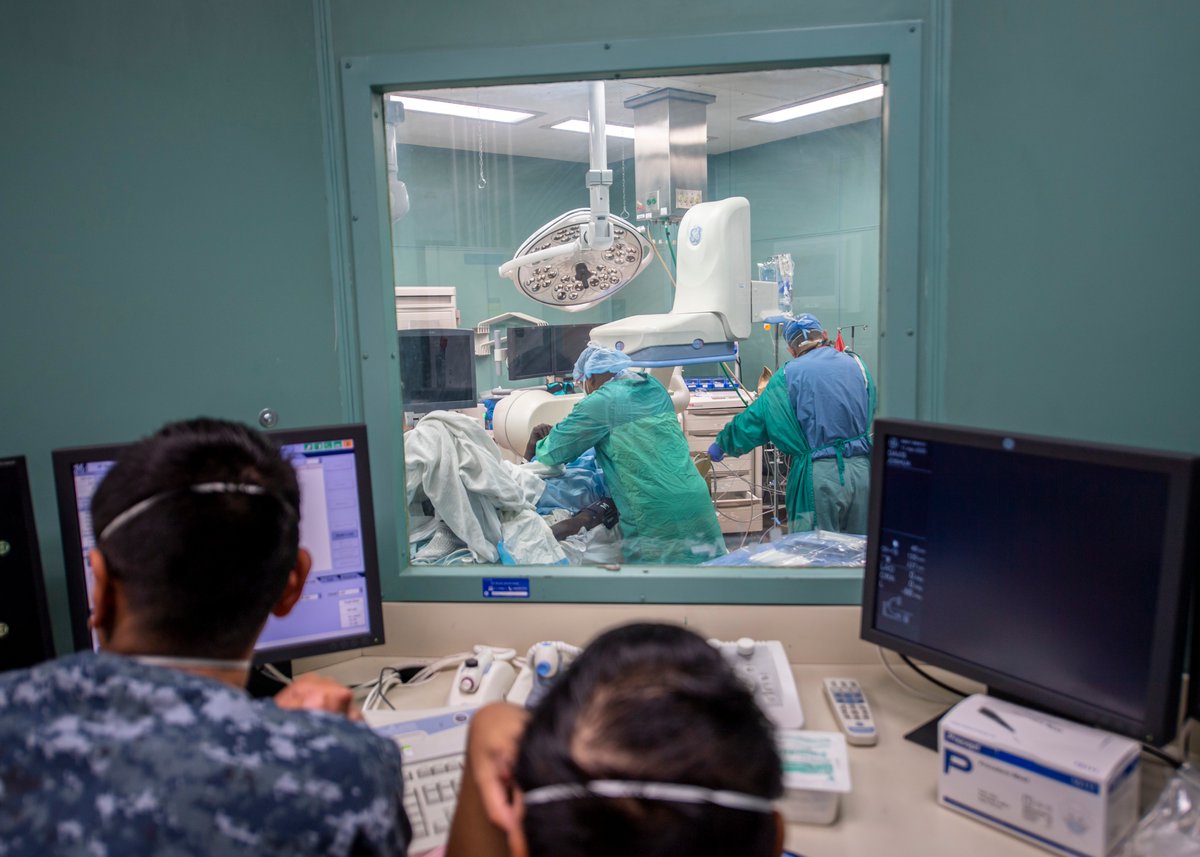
[505,789,530,857]
[88,549,117,644]
[270,548,312,618]
[773,810,786,855]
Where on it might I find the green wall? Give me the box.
[944,0,1200,450]
[0,1,345,651]
[4,0,1199,645]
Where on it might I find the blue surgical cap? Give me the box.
[573,342,633,381]
[784,314,824,346]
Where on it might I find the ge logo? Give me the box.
[688,226,702,246]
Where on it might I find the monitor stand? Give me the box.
[246,659,292,699]
[904,710,947,751]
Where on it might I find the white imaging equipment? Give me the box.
[589,196,752,367]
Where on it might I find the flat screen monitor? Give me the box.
[0,456,55,671]
[861,418,1199,747]
[397,328,478,412]
[506,324,595,381]
[52,424,385,665]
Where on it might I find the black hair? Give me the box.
[90,417,300,658]
[515,623,783,857]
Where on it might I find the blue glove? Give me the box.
[707,443,725,463]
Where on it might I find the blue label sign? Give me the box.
[482,577,531,599]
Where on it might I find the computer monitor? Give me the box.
[861,418,1199,748]
[397,328,478,412]
[52,423,385,665]
[0,456,55,672]
[506,323,595,381]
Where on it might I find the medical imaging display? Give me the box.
[397,328,478,412]
[506,324,595,381]
[868,425,1185,734]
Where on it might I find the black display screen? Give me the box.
[397,328,478,412]
[506,324,595,381]
[862,419,1197,744]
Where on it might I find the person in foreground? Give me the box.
[0,418,409,856]
[444,622,786,857]
[526,343,726,565]
[709,313,875,534]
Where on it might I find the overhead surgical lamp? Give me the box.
[498,82,652,311]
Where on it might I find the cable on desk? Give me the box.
[877,647,951,703]
[360,646,523,712]
[1141,744,1183,769]
[899,653,970,698]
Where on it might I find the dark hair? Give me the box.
[514,623,783,857]
[91,417,300,658]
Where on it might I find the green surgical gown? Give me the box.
[535,373,726,564]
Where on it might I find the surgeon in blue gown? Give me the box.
[708,314,876,534]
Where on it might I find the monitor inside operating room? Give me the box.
[506,324,595,381]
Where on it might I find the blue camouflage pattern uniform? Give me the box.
[0,652,410,856]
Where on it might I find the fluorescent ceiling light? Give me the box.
[746,83,884,124]
[388,95,533,124]
[550,119,636,139]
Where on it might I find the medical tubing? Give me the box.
[718,362,749,406]
[644,225,676,288]
[663,224,678,267]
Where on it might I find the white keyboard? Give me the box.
[403,752,464,851]
[364,705,476,855]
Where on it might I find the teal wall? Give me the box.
[0,1,346,651]
[943,1,1200,450]
[4,0,1199,644]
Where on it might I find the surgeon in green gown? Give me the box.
[709,314,876,534]
[528,344,726,565]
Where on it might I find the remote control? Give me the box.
[823,677,878,745]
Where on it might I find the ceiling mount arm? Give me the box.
[583,80,614,251]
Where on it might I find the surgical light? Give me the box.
[746,83,883,124]
[502,208,650,311]
[500,82,652,311]
[549,119,635,139]
[386,94,533,124]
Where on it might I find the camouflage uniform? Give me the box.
[0,652,410,856]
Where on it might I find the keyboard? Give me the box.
[363,705,477,855]
[403,752,464,851]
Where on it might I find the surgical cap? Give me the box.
[784,314,825,346]
[573,342,633,381]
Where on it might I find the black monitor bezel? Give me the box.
[52,440,127,655]
[396,327,479,412]
[0,455,56,667]
[860,418,1197,745]
[506,323,596,381]
[51,423,387,665]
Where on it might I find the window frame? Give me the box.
[337,22,924,603]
